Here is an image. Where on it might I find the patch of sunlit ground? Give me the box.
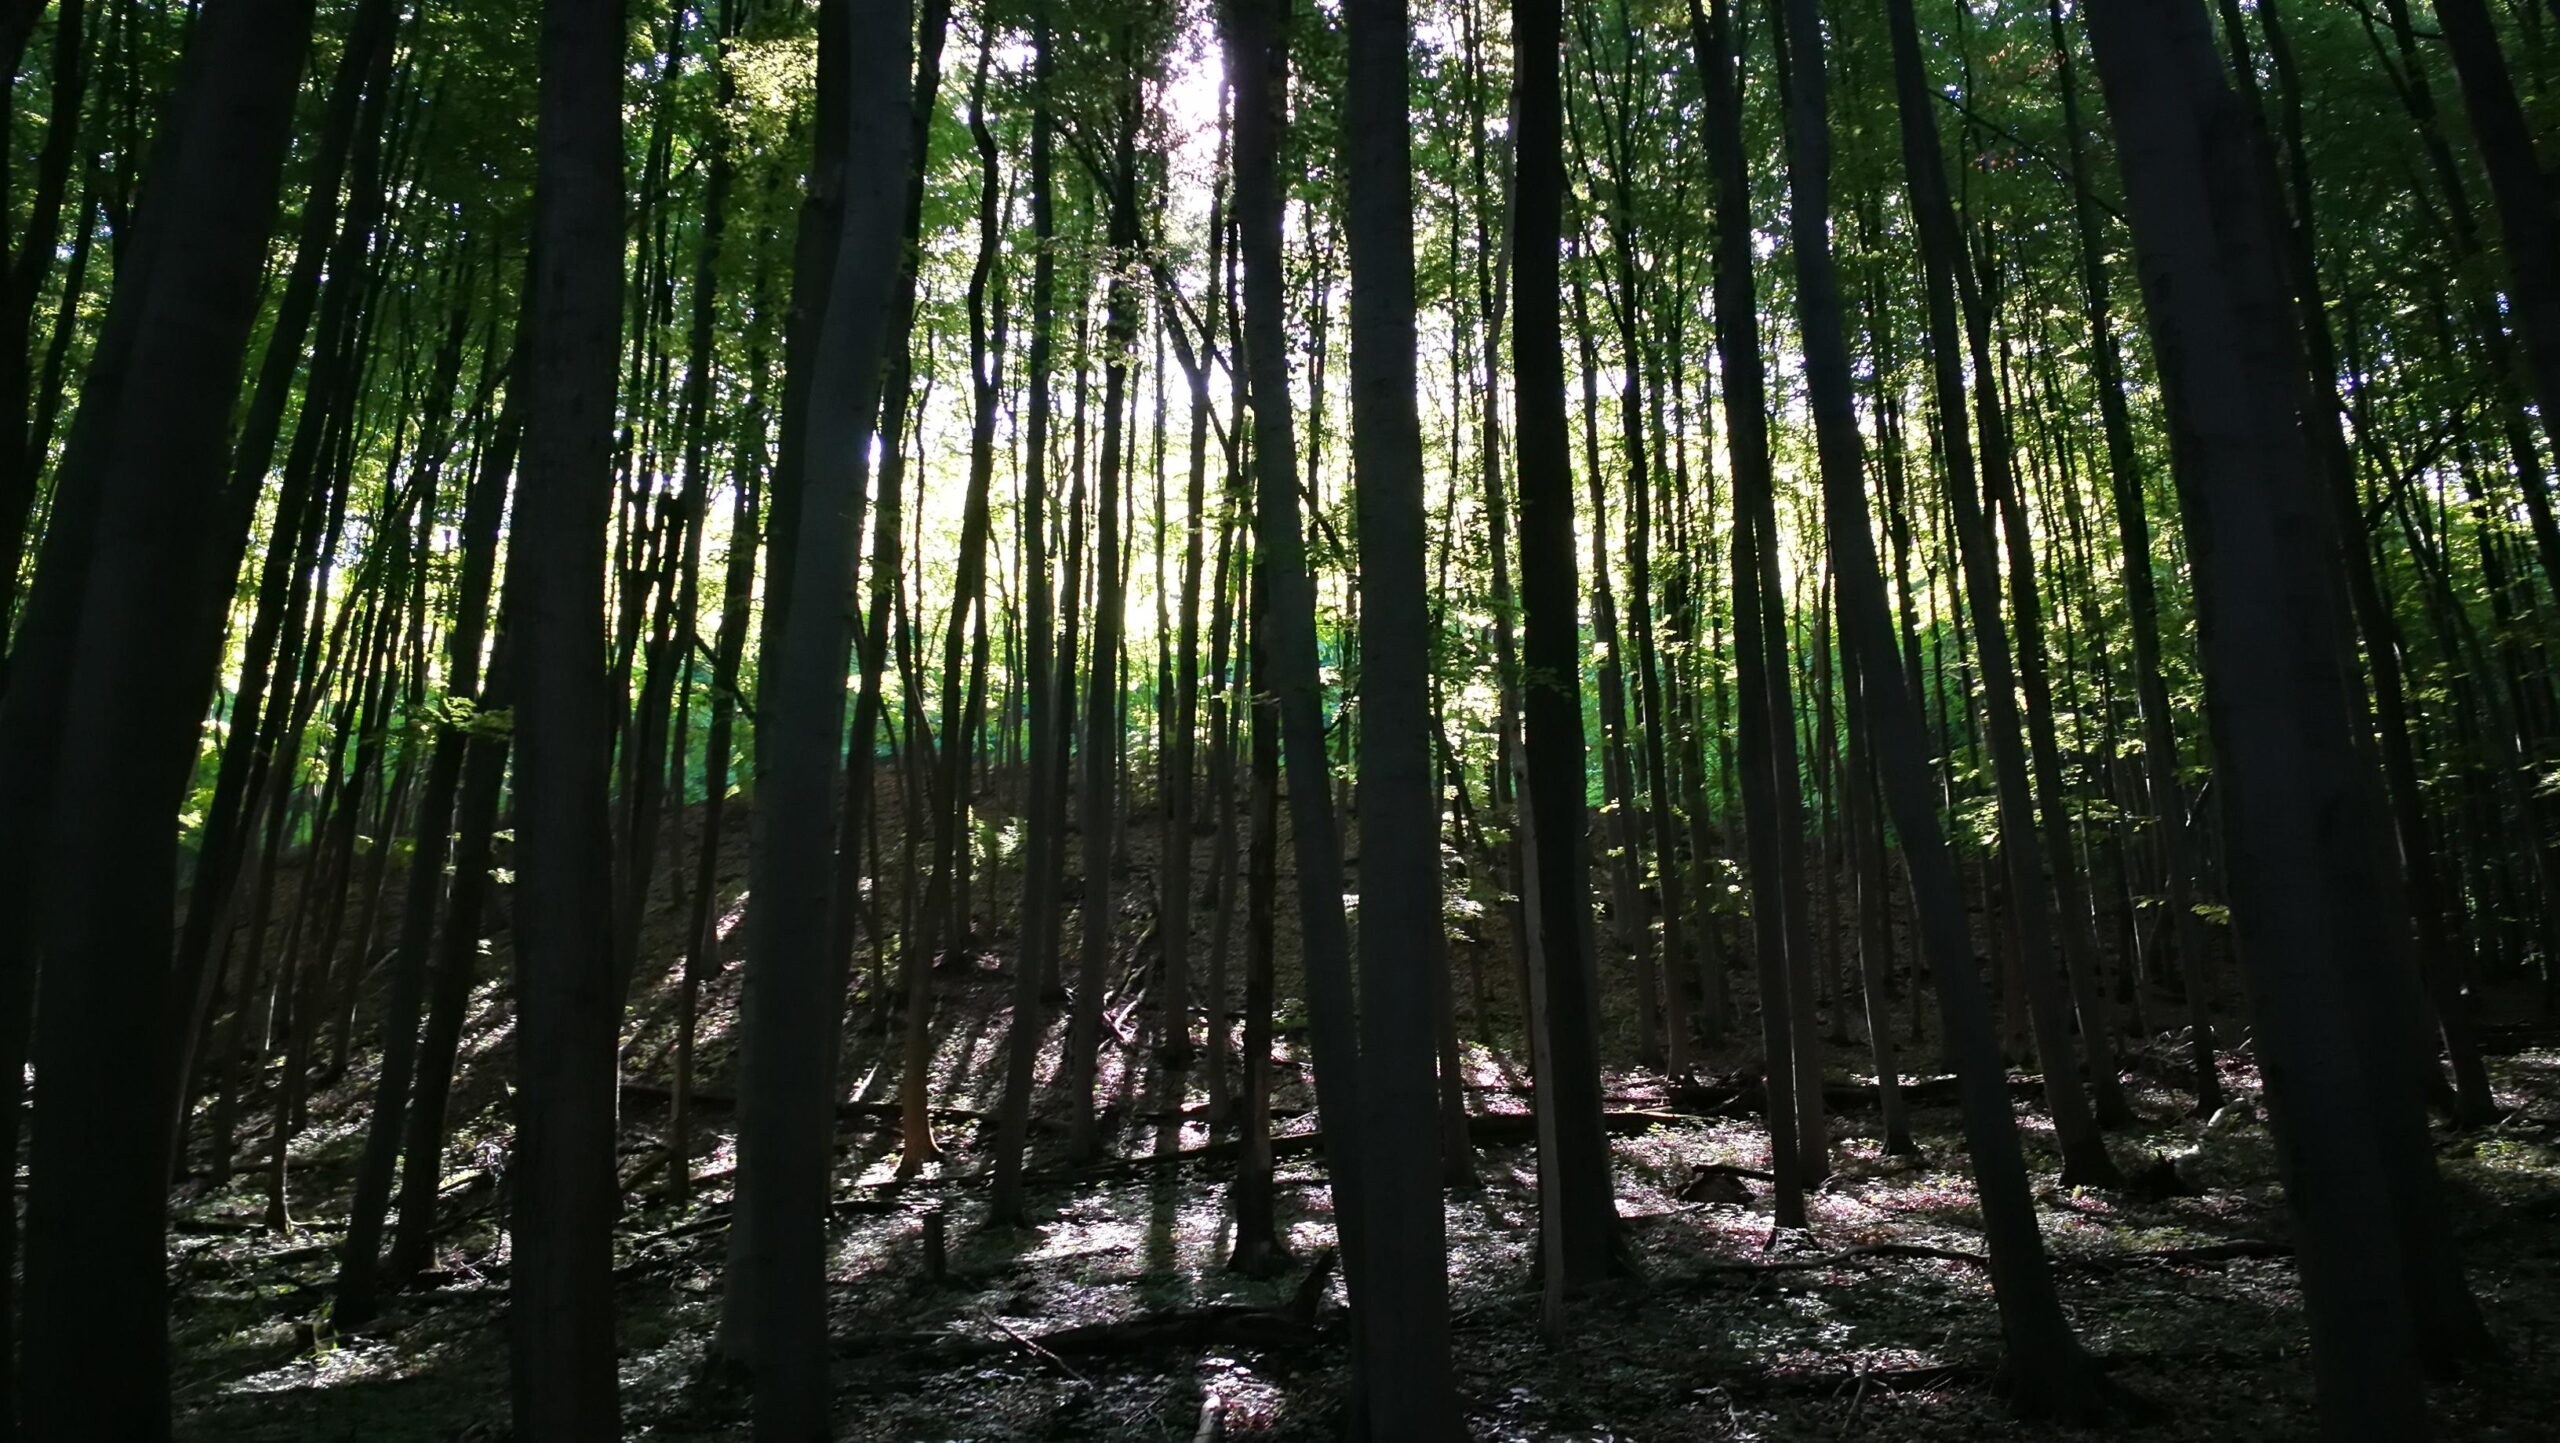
[164,795,2560,1439]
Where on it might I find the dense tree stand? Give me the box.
[9,0,2559,1439]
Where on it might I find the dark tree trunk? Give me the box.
[987,0,1058,1228]
[2047,0,2220,1115]
[1769,0,2107,1416]
[1346,0,1460,1428]
[336,291,485,1326]
[1229,597,1286,1278]
[737,0,911,1429]
[388,384,526,1281]
[1880,0,2117,1182]
[503,0,627,1433]
[1066,31,1141,1164]
[1511,0,1619,1305]
[1685,0,1807,1228]
[11,3,313,1438]
[2083,3,2482,1428]
[897,40,1005,1176]
[1226,0,1374,1342]
[0,0,84,655]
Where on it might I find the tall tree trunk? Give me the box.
[2227,0,2497,1126]
[505,0,626,1430]
[987,0,1059,1227]
[736,0,911,1429]
[12,3,313,1438]
[1880,0,2118,1182]
[1228,593,1286,1276]
[388,383,527,1280]
[2047,0,2220,1115]
[1512,0,1620,1306]
[336,290,486,1326]
[2083,4,2483,1429]
[1066,33,1141,1164]
[2434,0,2560,483]
[1227,0,1378,1388]
[1346,0,1459,1428]
[1768,0,2108,1415]
[0,0,84,658]
[897,40,1006,1176]
[1684,0,1808,1227]
[672,323,770,1208]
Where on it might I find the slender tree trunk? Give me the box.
[2047,0,2220,1115]
[1067,40,1142,1163]
[504,0,626,1430]
[388,386,527,1279]
[1347,0,1459,1426]
[2084,5,2481,1428]
[1685,0,1808,1226]
[896,42,1006,1175]
[2435,0,2560,484]
[1228,597,1286,1277]
[736,0,911,1428]
[987,0,1059,1227]
[1227,0,1375,1345]
[1512,0,1620,1305]
[1768,0,2107,1415]
[1879,0,2116,1182]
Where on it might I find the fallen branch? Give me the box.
[849,1304,1325,1366]
[1660,1238,2293,1285]
[619,1081,989,1126]
[2050,1240,2293,1275]
[1017,1108,1726,1185]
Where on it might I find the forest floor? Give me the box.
[164,784,2560,1441]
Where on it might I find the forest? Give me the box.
[5,0,2560,1436]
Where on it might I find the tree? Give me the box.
[1768,0,2110,1415]
[1879,0,2119,1183]
[503,0,627,1429]
[7,1,313,1436]
[1512,0,1620,1307]
[735,0,913,1433]
[1345,0,1459,1431]
[2083,2,2485,1430]
[987,0,1062,1228]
